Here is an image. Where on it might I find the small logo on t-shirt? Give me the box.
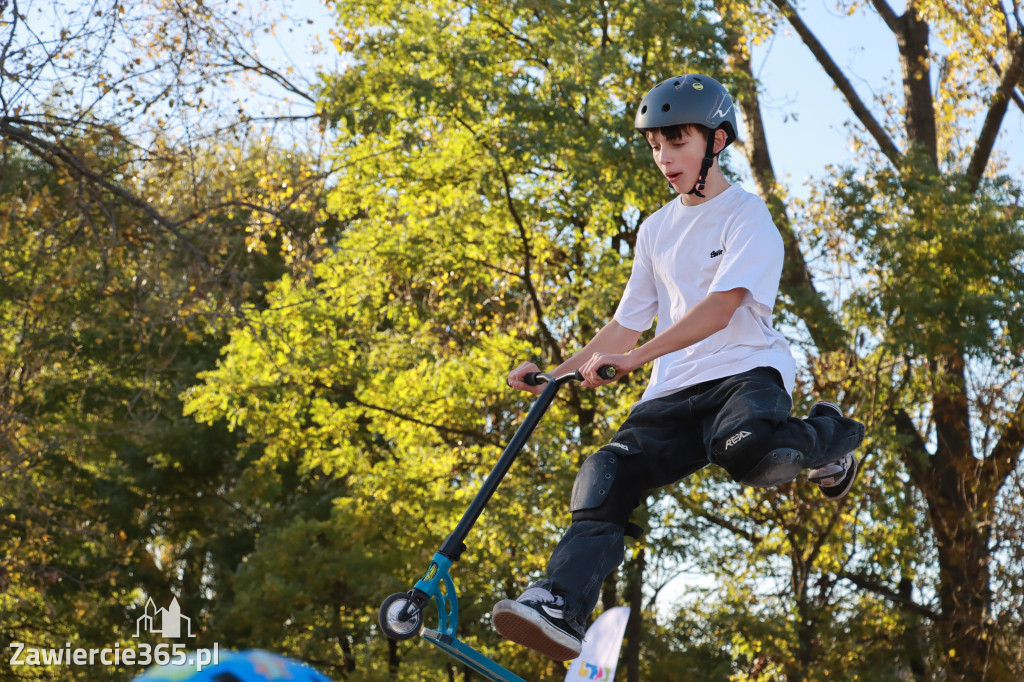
[710,249,724,258]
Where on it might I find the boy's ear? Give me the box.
[712,128,729,154]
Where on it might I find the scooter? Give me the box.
[378,367,615,681]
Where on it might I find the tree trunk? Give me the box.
[894,5,938,165]
[912,353,1011,679]
[601,570,619,611]
[727,48,847,354]
[927,360,1000,679]
[388,638,400,680]
[623,546,645,682]
[790,578,812,682]
[899,577,931,680]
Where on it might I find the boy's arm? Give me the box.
[508,320,643,395]
[578,288,746,386]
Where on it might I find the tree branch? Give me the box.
[967,37,1024,189]
[839,570,942,620]
[931,354,975,476]
[982,392,1024,495]
[892,405,932,491]
[349,396,502,449]
[0,117,208,265]
[674,494,763,546]
[868,0,901,31]
[0,115,288,370]
[988,59,1024,115]
[768,0,903,166]
[219,55,317,105]
[449,111,562,362]
[729,50,847,353]
[495,157,563,362]
[0,0,20,112]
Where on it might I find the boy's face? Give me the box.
[645,127,710,194]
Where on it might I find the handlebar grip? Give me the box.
[523,372,544,386]
[520,366,616,386]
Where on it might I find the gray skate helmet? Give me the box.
[635,74,738,196]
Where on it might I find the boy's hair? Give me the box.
[639,123,713,143]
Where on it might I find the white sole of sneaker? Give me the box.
[492,600,581,661]
[820,455,859,500]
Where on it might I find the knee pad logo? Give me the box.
[724,430,752,450]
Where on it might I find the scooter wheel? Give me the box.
[378,592,424,641]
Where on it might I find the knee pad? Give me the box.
[737,448,805,487]
[569,447,644,527]
[710,422,769,481]
[711,422,805,486]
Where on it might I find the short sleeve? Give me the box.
[613,233,659,332]
[709,202,783,315]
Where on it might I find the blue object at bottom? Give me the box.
[422,629,527,682]
[412,552,525,681]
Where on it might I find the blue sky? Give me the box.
[749,2,899,183]
[750,1,1024,184]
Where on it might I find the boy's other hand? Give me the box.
[580,353,633,388]
[507,361,544,396]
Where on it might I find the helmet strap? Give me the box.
[687,133,719,198]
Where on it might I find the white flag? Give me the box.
[564,606,630,682]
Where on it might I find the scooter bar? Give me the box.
[383,362,625,679]
[437,365,616,561]
[523,365,617,386]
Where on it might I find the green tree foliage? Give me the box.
[3,0,1023,680]
[185,0,1024,680]
[3,0,340,678]
[738,2,1024,678]
[0,125,336,676]
[183,1,737,679]
[0,146,221,678]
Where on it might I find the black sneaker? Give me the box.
[808,452,858,499]
[807,402,859,500]
[492,586,583,661]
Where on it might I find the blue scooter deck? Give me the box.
[422,629,527,682]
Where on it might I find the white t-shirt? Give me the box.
[613,184,796,403]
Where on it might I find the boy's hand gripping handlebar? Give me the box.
[522,365,617,386]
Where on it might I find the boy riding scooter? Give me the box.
[493,73,864,661]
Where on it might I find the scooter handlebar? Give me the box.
[523,365,617,386]
[522,372,546,386]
